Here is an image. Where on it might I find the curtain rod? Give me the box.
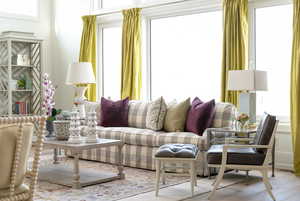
[94,0,195,16]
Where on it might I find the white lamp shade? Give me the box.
[66,62,96,85]
[227,70,268,91]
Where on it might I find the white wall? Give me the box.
[50,0,294,172]
[0,0,53,74]
[52,0,91,110]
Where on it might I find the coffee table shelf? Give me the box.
[39,138,125,189]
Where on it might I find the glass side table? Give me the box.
[206,127,275,177]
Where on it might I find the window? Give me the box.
[102,26,122,100]
[0,0,38,17]
[255,4,292,121]
[150,11,223,101]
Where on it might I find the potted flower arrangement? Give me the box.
[42,73,61,137]
[236,113,250,130]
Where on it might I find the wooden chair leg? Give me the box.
[155,160,161,197]
[208,167,225,200]
[194,162,197,187]
[261,170,276,201]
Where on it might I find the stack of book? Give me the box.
[14,101,31,115]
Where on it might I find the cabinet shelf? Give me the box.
[0,33,43,115]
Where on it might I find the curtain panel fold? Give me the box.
[291,0,300,175]
[121,8,142,100]
[221,0,248,106]
[79,15,97,101]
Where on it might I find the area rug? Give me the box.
[32,152,190,201]
[31,151,248,201]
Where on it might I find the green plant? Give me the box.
[47,108,62,121]
[17,78,26,89]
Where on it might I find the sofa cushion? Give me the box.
[156,132,206,151]
[155,144,198,158]
[84,101,101,124]
[185,98,215,135]
[146,97,167,131]
[101,127,164,147]
[212,102,236,128]
[96,127,124,140]
[164,98,191,132]
[128,100,150,129]
[100,97,129,127]
[207,144,266,165]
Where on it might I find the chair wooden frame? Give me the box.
[208,120,279,201]
[0,116,47,201]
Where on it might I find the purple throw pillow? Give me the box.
[185,98,215,135]
[100,97,129,127]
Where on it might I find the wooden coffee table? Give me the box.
[39,138,125,189]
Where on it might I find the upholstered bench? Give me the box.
[154,144,199,196]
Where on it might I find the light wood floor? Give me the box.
[119,170,299,201]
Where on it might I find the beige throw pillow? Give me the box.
[163,98,191,132]
[146,97,167,131]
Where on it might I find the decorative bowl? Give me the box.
[53,120,71,140]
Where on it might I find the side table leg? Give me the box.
[117,144,125,179]
[72,153,81,189]
[53,148,59,164]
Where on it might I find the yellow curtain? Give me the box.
[121,8,142,100]
[221,0,248,106]
[291,0,300,176]
[79,15,97,101]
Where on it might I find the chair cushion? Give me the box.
[128,100,150,129]
[0,124,34,190]
[207,144,266,165]
[253,113,277,153]
[156,132,207,151]
[0,184,29,198]
[155,144,198,158]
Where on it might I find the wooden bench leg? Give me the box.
[190,161,195,196]
[162,161,166,185]
[155,160,161,196]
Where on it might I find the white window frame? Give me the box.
[96,17,123,99]
[0,0,40,21]
[249,0,292,123]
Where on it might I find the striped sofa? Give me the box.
[80,100,236,176]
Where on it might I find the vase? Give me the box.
[237,121,248,130]
[46,120,54,137]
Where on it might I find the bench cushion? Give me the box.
[207,144,266,165]
[155,144,198,158]
[156,132,206,150]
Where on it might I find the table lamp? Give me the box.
[66,62,96,118]
[227,70,268,123]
